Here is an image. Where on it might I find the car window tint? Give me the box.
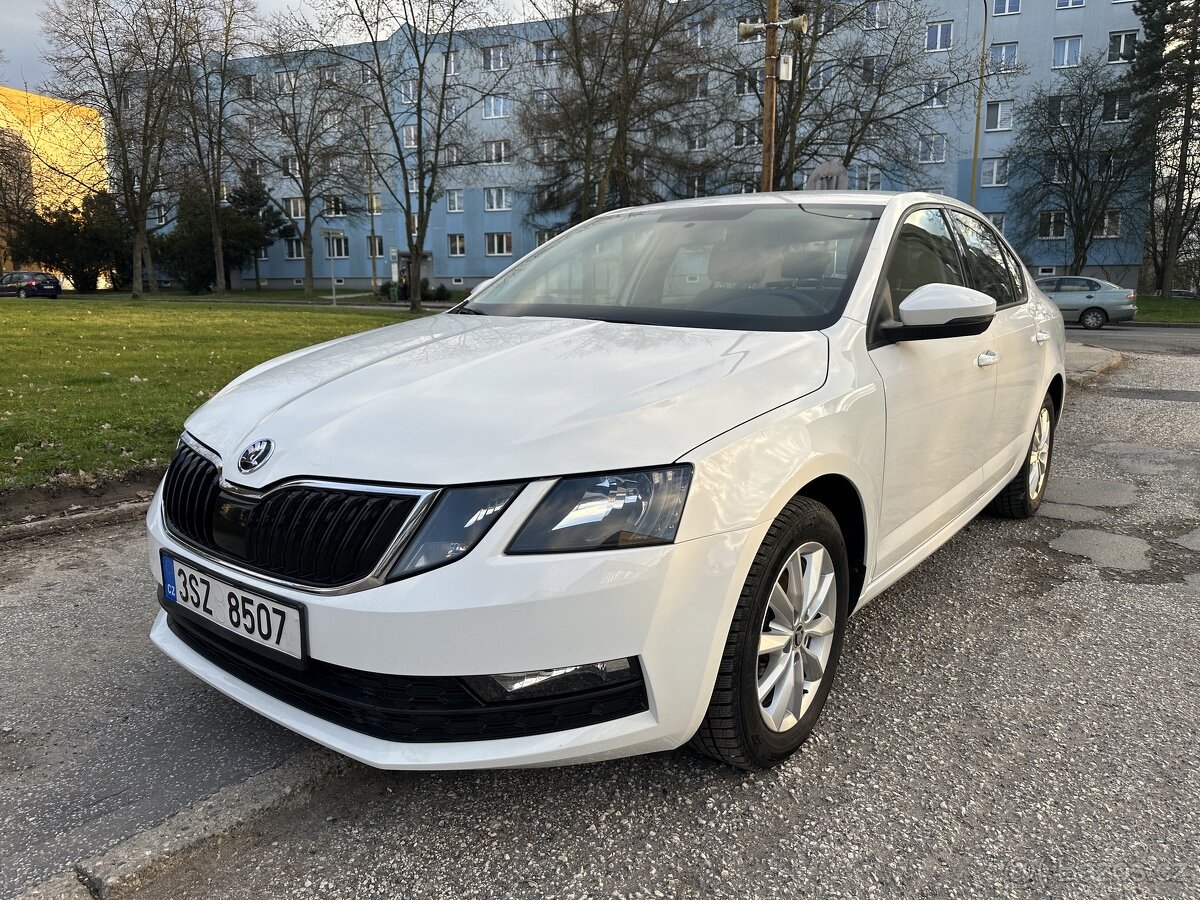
[1037,279,1060,292]
[1058,278,1090,292]
[1085,279,1102,291]
[946,211,1017,307]
[883,208,966,309]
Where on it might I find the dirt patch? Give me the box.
[0,466,165,527]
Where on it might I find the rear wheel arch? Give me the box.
[1046,374,1064,420]
[795,474,867,611]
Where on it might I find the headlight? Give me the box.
[508,466,692,554]
[389,483,524,579]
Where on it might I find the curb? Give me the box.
[1126,321,1200,329]
[1067,348,1126,389]
[0,500,151,544]
[20,750,346,900]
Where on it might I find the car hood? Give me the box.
[185,314,829,486]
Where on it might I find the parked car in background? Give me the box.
[0,271,61,298]
[1034,276,1136,329]
[148,191,1066,771]
[1169,289,1197,299]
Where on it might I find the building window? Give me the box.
[985,100,1014,131]
[986,212,1006,233]
[367,192,382,215]
[1039,211,1066,239]
[688,174,705,198]
[482,95,513,119]
[990,42,1018,72]
[284,197,305,219]
[281,156,298,176]
[220,182,231,204]
[443,144,461,165]
[484,187,512,210]
[444,50,458,76]
[740,176,759,194]
[360,63,372,83]
[325,195,346,217]
[1049,158,1067,184]
[285,237,304,259]
[735,69,764,96]
[981,157,1009,186]
[862,55,886,84]
[257,245,270,260]
[533,89,551,109]
[734,121,762,147]
[688,130,707,151]
[403,124,418,148]
[366,235,383,258]
[483,140,511,164]
[448,234,465,256]
[1038,266,1057,276]
[535,183,559,207]
[279,113,295,134]
[815,10,835,35]
[446,189,463,212]
[452,277,464,285]
[533,40,561,65]
[275,70,296,93]
[325,235,349,258]
[926,21,953,51]
[811,61,834,90]
[485,232,513,256]
[152,204,166,226]
[738,15,765,42]
[864,1,888,28]
[535,230,555,246]
[1102,93,1132,122]
[850,164,881,190]
[922,79,948,107]
[689,72,710,99]
[1093,210,1121,238]
[1047,95,1070,125]
[1053,36,1082,68]
[686,20,708,46]
[919,133,947,163]
[1056,0,1084,7]
[484,45,510,71]
[994,0,1020,14]
[1109,31,1136,63]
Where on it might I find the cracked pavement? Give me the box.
[2,333,1198,899]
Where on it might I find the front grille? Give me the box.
[162,443,419,588]
[167,613,649,743]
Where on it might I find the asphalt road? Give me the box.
[3,346,1199,900]
[1068,323,1200,356]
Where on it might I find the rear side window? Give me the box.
[1057,277,1093,292]
[883,208,966,309]
[946,210,1018,307]
[1037,279,1060,292]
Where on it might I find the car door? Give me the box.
[1051,277,1095,319]
[945,211,1043,488]
[866,207,998,574]
[0,274,13,296]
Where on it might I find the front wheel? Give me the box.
[16,288,27,299]
[691,497,849,770]
[1080,308,1107,330]
[988,394,1055,519]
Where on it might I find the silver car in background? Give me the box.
[1034,276,1137,330]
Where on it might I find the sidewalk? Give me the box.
[1064,342,1124,387]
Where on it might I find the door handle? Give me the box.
[1034,330,1051,344]
[976,349,1000,367]
[1085,294,1094,299]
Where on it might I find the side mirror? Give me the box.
[882,283,996,342]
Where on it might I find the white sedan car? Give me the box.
[147,192,1065,771]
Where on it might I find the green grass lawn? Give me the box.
[0,300,423,491]
[1135,296,1200,324]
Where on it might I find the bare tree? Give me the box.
[234,17,370,297]
[41,0,194,296]
[173,0,259,293]
[1005,54,1151,274]
[517,0,720,229]
[316,0,505,310]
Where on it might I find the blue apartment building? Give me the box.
[224,0,1145,293]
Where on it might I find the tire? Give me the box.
[988,394,1055,519]
[16,288,27,299]
[1080,307,1107,330]
[691,496,849,770]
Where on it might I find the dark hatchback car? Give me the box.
[0,271,61,298]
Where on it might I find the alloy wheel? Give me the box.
[756,541,837,732]
[1027,406,1052,500]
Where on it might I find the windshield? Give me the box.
[459,203,882,331]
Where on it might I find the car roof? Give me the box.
[604,190,976,216]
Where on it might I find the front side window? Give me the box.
[462,204,882,332]
[946,210,1019,306]
[882,208,966,309]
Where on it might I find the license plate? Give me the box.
[161,554,304,659]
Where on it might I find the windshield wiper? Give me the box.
[451,305,488,315]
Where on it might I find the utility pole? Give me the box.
[740,9,808,192]
[968,0,990,208]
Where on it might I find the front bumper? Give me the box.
[147,482,765,768]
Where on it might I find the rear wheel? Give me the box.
[1080,307,1107,330]
[16,288,27,299]
[988,394,1055,519]
[691,497,848,770]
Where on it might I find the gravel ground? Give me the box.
[126,349,1200,900]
